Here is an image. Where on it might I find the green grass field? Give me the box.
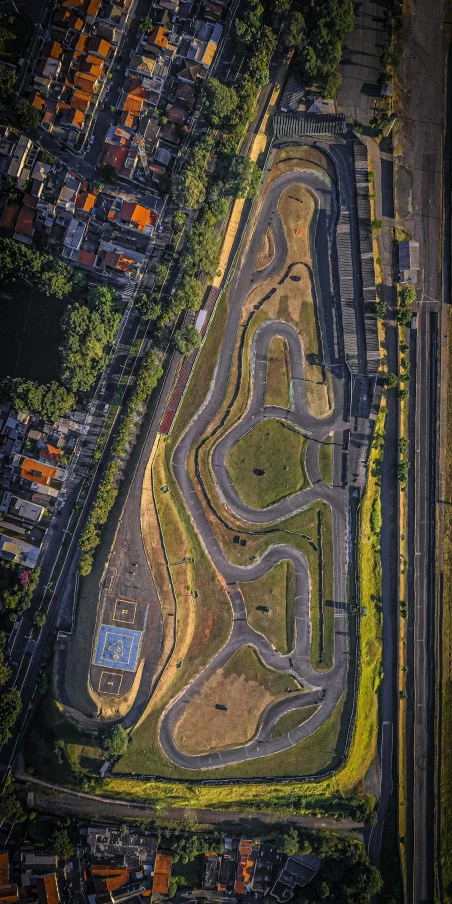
[271,706,319,740]
[239,561,295,654]
[265,336,291,409]
[225,419,309,509]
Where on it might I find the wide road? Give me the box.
[158,157,358,769]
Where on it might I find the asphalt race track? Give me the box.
[159,157,356,769]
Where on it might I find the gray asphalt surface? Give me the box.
[159,164,354,769]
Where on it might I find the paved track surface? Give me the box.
[159,163,354,769]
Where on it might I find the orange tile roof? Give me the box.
[71,89,92,111]
[0,202,20,230]
[75,190,96,211]
[91,868,130,894]
[80,60,103,77]
[74,71,96,92]
[20,458,57,486]
[148,25,168,48]
[15,207,35,237]
[87,0,102,14]
[85,53,103,65]
[151,854,172,896]
[0,855,9,888]
[48,41,63,59]
[75,32,89,53]
[73,15,84,30]
[120,111,137,128]
[63,0,88,9]
[35,875,59,904]
[66,108,85,128]
[0,887,18,904]
[122,94,144,115]
[32,92,46,110]
[120,201,156,230]
[86,36,111,57]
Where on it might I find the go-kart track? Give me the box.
[158,140,379,770]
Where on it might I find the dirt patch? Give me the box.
[265,335,291,409]
[173,646,301,755]
[256,227,275,270]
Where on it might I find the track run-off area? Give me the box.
[158,145,361,770]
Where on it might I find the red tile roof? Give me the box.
[0,203,20,230]
[77,249,96,266]
[101,144,128,170]
[14,207,35,237]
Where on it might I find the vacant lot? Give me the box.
[271,705,319,740]
[265,336,291,409]
[0,280,63,382]
[239,561,295,654]
[173,646,302,754]
[0,12,31,63]
[225,419,309,509]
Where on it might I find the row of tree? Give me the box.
[292,0,354,97]
[60,285,121,394]
[0,238,72,299]
[0,562,41,618]
[3,379,75,422]
[78,351,163,575]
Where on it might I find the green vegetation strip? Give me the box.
[319,435,334,486]
[225,419,309,509]
[271,706,319,740]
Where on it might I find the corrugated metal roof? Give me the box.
[273,113,346,137]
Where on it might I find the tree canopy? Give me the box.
[171,136,213,209]
[0,688,22,745]
[0,239,72,298]
[294,0,354,96]
[60,286,120,393]
[15,98,42,131]
[7,379,75,421]
[52,828,73,859]
[174,325,202,356]
[200,78,238,127]
[235,0,264,45]
[103,724,128,756]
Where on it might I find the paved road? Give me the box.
[397,1,446,899]
[158,159,359,769]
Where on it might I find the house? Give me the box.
[0,852,18,904]
[234,840,257,896]
[19,456,65,489]
[6,496,45,523]
[86,36,111,58]
[35,875,60,904]
[34,57,62,93]
[0,202,20,232]
[14,207,36,244]
[63,216,86,250]
[75,190,96,213]
[270,854,321,903]
[71,89,92,112]
[398,240,420,284]
[57,174,82,212]
[113,200,157,234]
[252,843,280,894]
[151,854,171,895]
[177,61,205,84]
[204,855,221,889]
[7,135,32,180]
[181,20,222,69]
[0,534,40,568]
[128,54,157,78]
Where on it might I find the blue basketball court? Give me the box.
[94,624,142,672]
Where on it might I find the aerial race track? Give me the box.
[159,153,355,769]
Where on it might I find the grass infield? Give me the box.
[271,705,319,740]
[319,435,334,486]
[239,560,295,654]
[225,419,309,510]
[173,646,302,754]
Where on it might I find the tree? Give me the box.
[0,688,22,745]
[33,612,46,628]
[385,372,399,388]
[140,15,153,33]
[280,827,299,856]
[78,552,93,576]
[135,292,162,321]
[52,827,73,859]
[78,522,100,552]
[167,877,178,898]
[207,198,228,222]
[98,163,118,183]
[0,789,26,824]
[15,98,41,131]
[172,275,204,313]
[235,0,264,45]
[222,156,262,199]
[0,69,16,104]
[8,380,75,420]
[284,11,305,47]
[103,724,128,756]
[201,78,238,127]
[173,210,187,231]
[174,325,202,355]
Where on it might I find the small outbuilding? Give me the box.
[399,240,420,284]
